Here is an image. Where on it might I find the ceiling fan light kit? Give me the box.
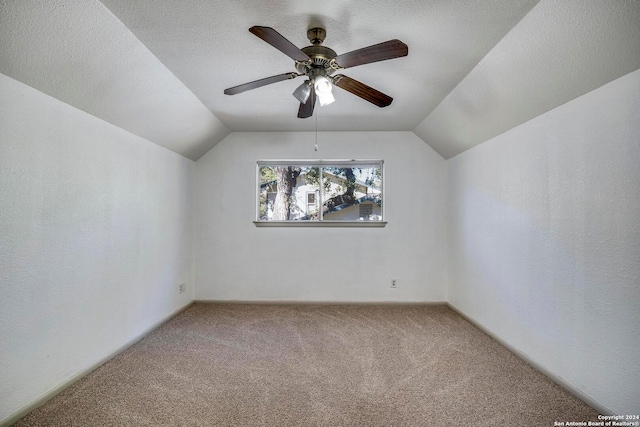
[224,26,408,118]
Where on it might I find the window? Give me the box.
[257,160,384,226]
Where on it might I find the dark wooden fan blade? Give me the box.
[224,73,299,95]
[334,39,408,69]
[249,26,311,62]
[297,90,316,118]
[332,74,393,107]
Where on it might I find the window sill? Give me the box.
[254,221,387,228]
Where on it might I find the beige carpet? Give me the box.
[15,303,598,426]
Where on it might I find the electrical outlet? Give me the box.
[391,279,397,289]
[179,283,186,294]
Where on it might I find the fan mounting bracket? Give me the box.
[307,27,326,45]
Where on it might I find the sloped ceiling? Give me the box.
[1,0,639,160]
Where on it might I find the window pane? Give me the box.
[259,166,319,221]
[321,166,382,221]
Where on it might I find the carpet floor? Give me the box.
[15,303,599,426]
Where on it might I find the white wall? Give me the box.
[0,74,195,422]
[448,69,640,414]
[194,131,448,302]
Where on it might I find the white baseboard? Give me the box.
[0,301,194,427]
[195,299,448,305]
[445,302,611,416]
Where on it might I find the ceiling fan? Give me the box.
[224,26,408,118]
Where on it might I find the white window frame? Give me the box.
[255,159,386,227]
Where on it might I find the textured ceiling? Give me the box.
[1,0,639,160]
[0,0,229,160]
[414,0,640,159]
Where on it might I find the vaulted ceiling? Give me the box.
[1,0,639,160]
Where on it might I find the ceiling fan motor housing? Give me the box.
[296,45,338,76]
[294,28,338,78]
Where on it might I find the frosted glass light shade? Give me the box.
[317,91,335,106]
[314,76,335,106]
[292,82,311,103]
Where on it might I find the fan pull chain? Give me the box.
[314,109,319,151]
